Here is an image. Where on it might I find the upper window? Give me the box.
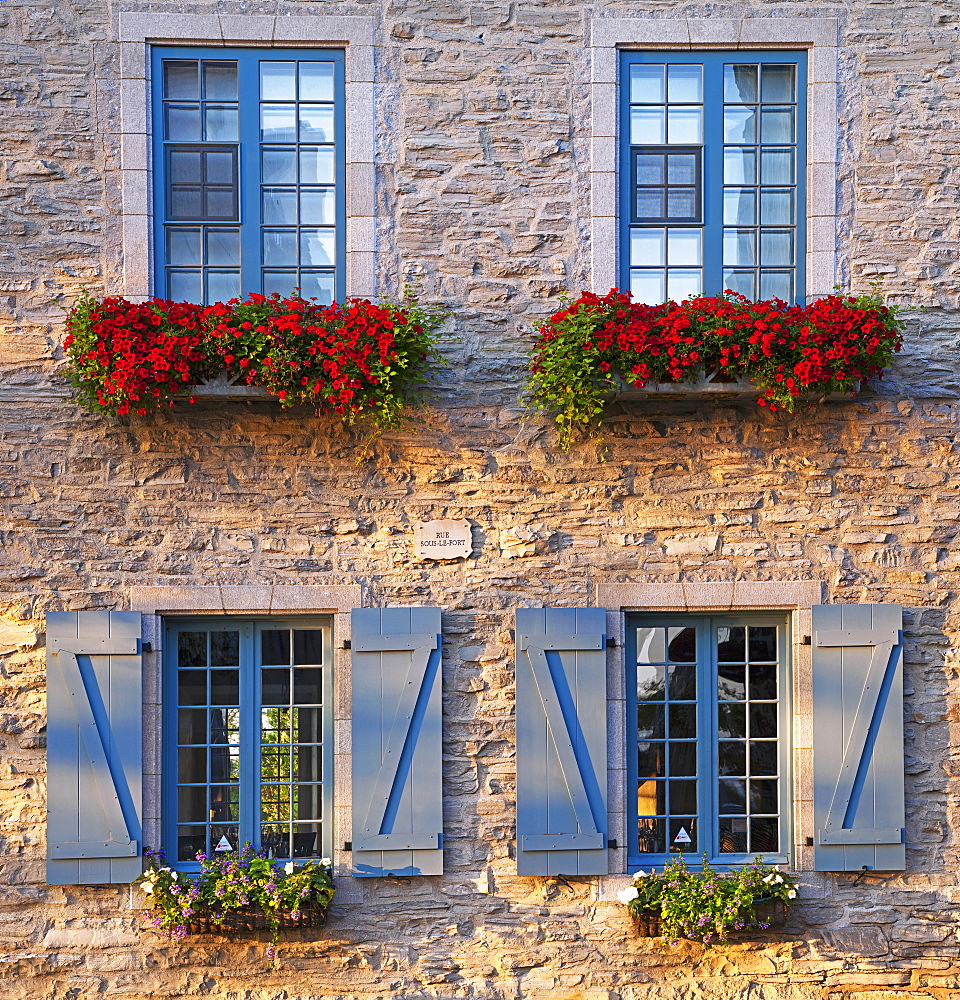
[626,614,790,868]
[620,51,807,304]
[162,617,333,869]
[151,47,346,304]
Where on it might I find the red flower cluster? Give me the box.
[63,291,446,428]
[529,288,904,446]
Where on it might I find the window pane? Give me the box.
[667,107,702,144]
[666,153,697,185]
[261,62,296,100]
[299,272,336,304]
[299,62,335,101]
[294,782,323,817]
[262,188,298,225]
[293,630,324,665]
[638,817,665,854]
[168,270,202,302]
[631,107,665,144]
[724,64,758,104]
[262,230,298,266]
[760,148,794,184]
[724,189,757,226]
[636,662,666,699]
[293,707,323,744]
[669,780,697,814]
[165,61,199,100]
[750,703,778,739]
[300,189,337,225]
[723,269,756,298]
[719,816,748,853]
[760,189,794,226]
[630,269,665,305]
[666,270,702,302]
[262,629,291,666]
[638,780,665,817]
[261,104,297,142]
[723,148,757,184]
[666,189,697,219]
[669,818,697,852]
[205,188,237,220]
[206,229,240,267]
[748,626,778,662]
[723,108,756,143]
[717,663,746,701]
[631,229,665,266]
[750,778,778,813]
[667,64,702,103]
[751,817,779,853]
[638,742,664,778]
[760,107,795,144]
[167,229,202,265]
[292,824,322,857]
[178,708,207,744]
[717,626,746,661]
[760,230,794,266]
[211,631,240,667]
[299,105,335,142]
[723,229,757,267]
[718,778,746,814]
[169,150,202,184]
[178,669,207,705]
[178,748,206,784]
[210,786,239,822]
[205,151,236,185]
[630,64,665,104]
[637,189,665,218]
[294,667,323,704]
[718,702,746,739]
[300,147,336,184]
[669,743,697,777]
[760,270,793,301]
[761,64,795,103]
[750,662,778,700]
[166,106,201,141]
[178,786,207,823]
[636,153,665,185]
[178,827,206,862]
[750,741,778,776]
[667,664,696,700]
[637,702,666,740]
[668,703,696,739]
[204,107,239,141]
[262,271,298,298]
[718,741,746,776]
[299,228,336,265]
[210,669,239,705]
[203,61,238,101]
[262,667,291,705]
[262,148,298,183]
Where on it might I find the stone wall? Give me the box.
[3,0,960,997]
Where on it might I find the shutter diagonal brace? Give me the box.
[518,634,605,851]
[816,628,904,846]
[355,633,440,852]
[49,645,139,859]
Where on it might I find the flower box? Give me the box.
[631,897,789,940]
[183,899,328,936]
[187,371,272,400]
[612,372,860,401]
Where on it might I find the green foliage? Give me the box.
[618,854,798,946]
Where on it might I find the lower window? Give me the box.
[626,614,790,867]
[163,616,333,868]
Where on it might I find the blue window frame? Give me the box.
[626,614,791,869]
[152,47,346,305]
[162,617,334,870]
[620,51,807,304]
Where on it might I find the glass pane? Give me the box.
[210,744,239,783]
[169,150,202,184]
[205,188,236,220]
[666,189,697,219]
[667,107,702,144]
[666,270,702,302]
[723,108,756,143]
[203,61,238,101]
[262,271,298,298]
[166,106,201,141]
[718,741,746,776]
[293,630,324,665]
[262,629,291,666]
[718,702,746,739]
[631,229,665,267]
[760,189,794,226]
[762,64,796,103]
[760,107,795,144]
[750,741,778,776]
[668,703,696,739]
[750,702,778,739]
[300,147,336,184]
[637,702,666,740]
[293,707,323,744]
[178,747,206,784]
[262,668,291,705]
[760,148,794,184]
[260,824,289,859]
[261,743,288,781]
[760,230,794,266]
[719,816,748,853]
[261,104,297,142]
[637,779,665,817]
[262,148,297,184]
[669,818,696,852]
[292,824,322,857]
[638,742,665,778]
[636,663,665,700]
[299,272,335,304]
[164,61,199,100]
[168,270,202,302]
[668,742,697,776]
[205,151,235,185]
[210,669,239,705]
[177,786,207,823]
[667,64,702,103]
[293,667,323,704]
[206,229,240,267]
[637,189,665,218]
[723,189,757,226]
[719,778,746,814]
[637,627,666,664]
[638,817,665,854]
[630,64,665,104]
[717,663,746,701]
[723,148,757,184]
[262,188,298,225]
[210,786,239,823]
[724,64,757,104]
[178,708,206,744]
[178,669,207,705]
[299,105,335,142]
[167,229,201,266]
[261,62,296,100]
[750,662,778,701]
[300,190,337,225]
[204,107,238,141]
[760,270,793,301]
[723,229,757,267]
[210,631,239,667]
[717,626,746,661]
[669,780,697,814]
[206,271,240,304]
[261,784,291,821]
[748,626,778,662]
[667,154,697,185]
[751,817,779,853]
[750,778,778,813]
[300,62,335,101]
[723,269,756,298]
[630,269,665,305]
[262,230,298,266]
[293,782,322,817]
[636,153,665,185]
[262,707,291,743]
[177,826,206,862]
[631,107,665,144]
[300,229,336,266]
[668,664,696,700]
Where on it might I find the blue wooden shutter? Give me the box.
[516,608,608,876]
[46,611,143,885]
[812,603,905,872]
[351,607,443,877]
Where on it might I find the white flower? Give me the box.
[616,886,640,904]
[139,881,154,894]
[170,871,179,881]
[320,857,331,867]
[284,862,295,875]
[774,874,784,884]
[787,888,797,899]
[633,870,648,881]
[763,873,775,883]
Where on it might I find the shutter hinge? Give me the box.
[342,640,351,650]
[607,838,619,849]
[142,641,152,653]
[343,841,352,851]
[805,836,814,846]
[801,635,812,645]
[606,637,618,648]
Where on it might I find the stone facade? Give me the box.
[3,0,960,997]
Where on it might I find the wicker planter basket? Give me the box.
[184,900,327,936]
[632,897,789,939]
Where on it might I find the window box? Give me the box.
[188,371,272,400]
[631,896,789,939]
[612,372,860,401]
[181,899,328,936]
